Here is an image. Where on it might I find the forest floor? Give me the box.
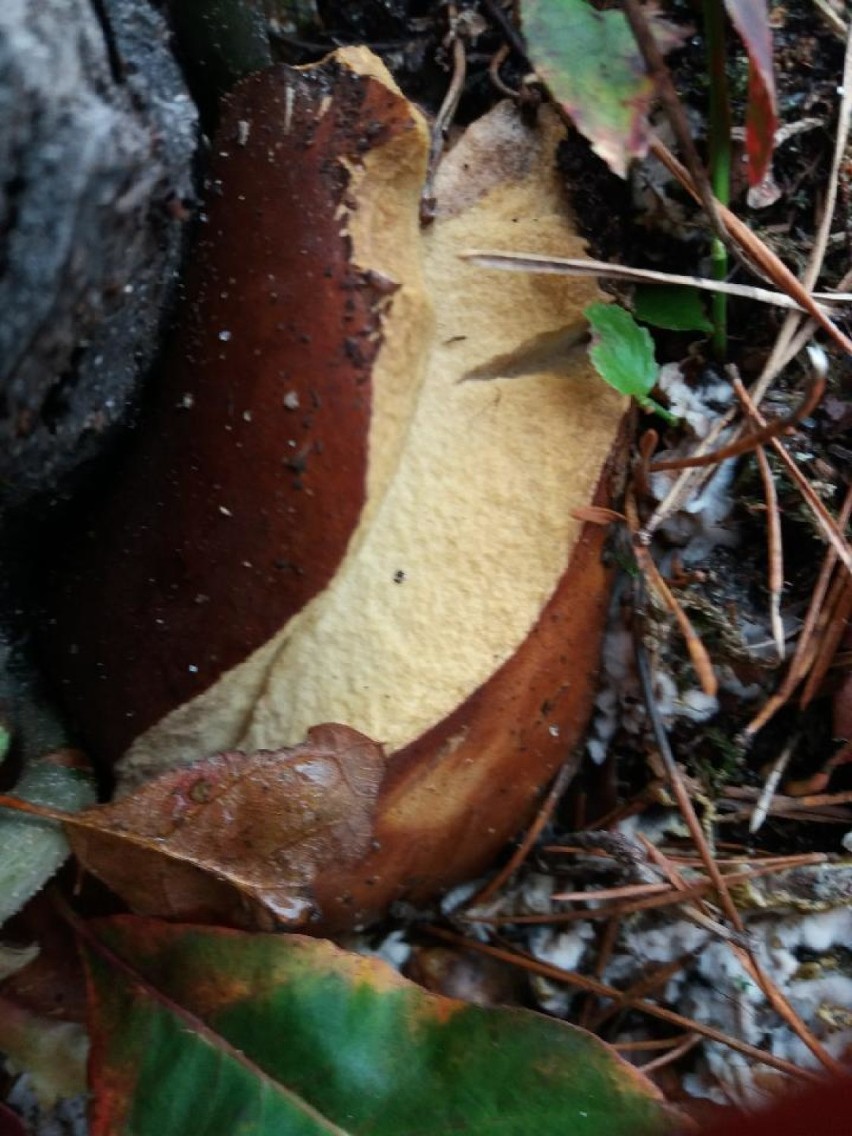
[1,0,851,1128]
[290,0,852,1118]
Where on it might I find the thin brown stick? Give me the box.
[614,1035,695,1053]
[627,494,718,697]
[579,916,621,1029]
[462,251,846,314]
[648,367,826,473]
[621,0,726,242]
[589,952,699,1032]
[812,0,847,37]
[480,0,527,59]
[641,832,844,1072]
[753,16,852,396]
[660,852,827,868]
[420,3,466,222]
[639,1032,702,1074]
[636,834,736,942]
[649,137,852,355]
[566,780,667,833]
[732,377,852,577]
[634,623,843,1073]
[551,881,671,903]
[745,485,852,735]
[786,736,852,799]
[488,43,519,99]
[464,855,827,927]
[799,571,852,707]
[634,429,658,502]
[644,412,734,539]
[462,880,715,926]
[755,443,786,660]
[724,786,852,808]
[722,805,851,823]
[467,754,580,909]
[571,504,627,526]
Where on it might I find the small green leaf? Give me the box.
[585,303,676,423]
[634,285,714,333]
[585,302,657,398]
[82,918,680,1136]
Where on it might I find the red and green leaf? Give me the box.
[521,0,654,177]
[723,0,778,185]
[82,917,681,1136]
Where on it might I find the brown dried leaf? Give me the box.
[40,49,628,931]
[1,726,385,930]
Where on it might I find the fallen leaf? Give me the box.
[521,0,686,177]
[43,49,627,930]
[723,0,778,185]
[0,726,384,930]
[81,916,681,1136]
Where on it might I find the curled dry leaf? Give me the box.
[42,49,627,930]
[0,726,384,930]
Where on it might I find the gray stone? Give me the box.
[0,0,198,512]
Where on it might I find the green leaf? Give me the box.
[634,285,714,333]
[83,917,679,1136]
[585,302,656,397]
[521,0,653,177]
[585,303,676,423]
[0,758,96,925]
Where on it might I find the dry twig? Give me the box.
[466,755,580,908]
[745,486,852,735]
[421,3,467,221]
[633,613,843,1074]
[754,443,786,661]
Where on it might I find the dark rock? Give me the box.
[0,0,197,514]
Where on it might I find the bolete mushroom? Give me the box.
[42,48,627,930]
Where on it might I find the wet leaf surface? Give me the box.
[72,725,384,929]
[0,726,384,931]
[82,916,680,1136]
